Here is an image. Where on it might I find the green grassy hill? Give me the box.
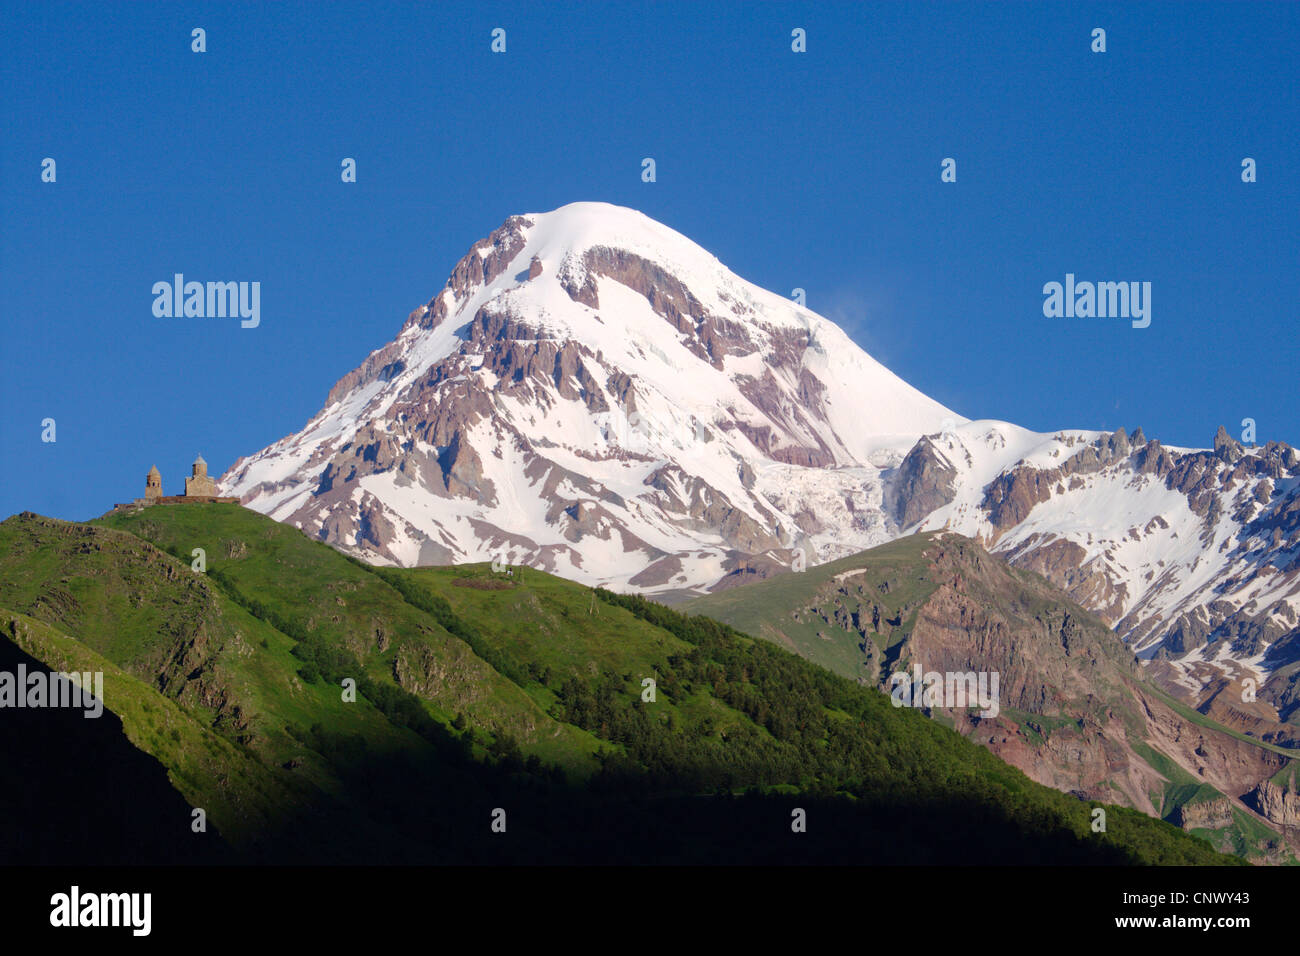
[0,506,1245,864]
[685,532,1298,864]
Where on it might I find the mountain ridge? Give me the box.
[215,202,1300,709]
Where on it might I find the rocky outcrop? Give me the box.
[688,532,1297,859]
[411,216,533,333]
[582,245,754,369]
[733,369,837,467]
[1003,535,1127,624]
[1171,797,1235,831]
[977,429,1139,537]
[1248,778,1300,828]
[884,437,957,529]
[872,423,1300,693]
[641,464,781,553]
[322,216,534,406]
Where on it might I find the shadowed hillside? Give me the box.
[0,506,1244,865]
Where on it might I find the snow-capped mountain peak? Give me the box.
[221,202,960,590]
[219,203,1300,718]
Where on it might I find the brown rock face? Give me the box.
[691,532,1298,858]
[323,343,409,409]
[419,216,534,331]
[1248,778,1300,828]
[558,262,599,308]
[1170,797,1235,831]
[733,368,836,467]
[627,556,684,588]
[981,466,1056,535]
[322,216,535,407]
[866,425,1300,690]
[580,246,757,369]
[968,429,1154,539]
[439,432,494,500]
[1003,535,1127,624]
[641,464,781,554]
[1137,685,1290,809]
[884,437,957,529]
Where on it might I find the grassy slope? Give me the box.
[0,515,496,859]
[386,561,1236,864]
[683,534,940,679]
[1,608,295,847]
[94,503,603,777]
[0,507,1241,864]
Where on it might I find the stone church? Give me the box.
[115,455,239,511]
[184,455,219,497]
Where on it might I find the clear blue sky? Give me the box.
[2,1,1296,522]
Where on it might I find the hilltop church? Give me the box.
[114,455,239,511]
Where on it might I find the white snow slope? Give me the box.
[221,203,961,588]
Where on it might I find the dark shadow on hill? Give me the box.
[0,637,1217,866]
[0,511,1236,866]
[0,636,233,865]
[197,727,1153,865]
